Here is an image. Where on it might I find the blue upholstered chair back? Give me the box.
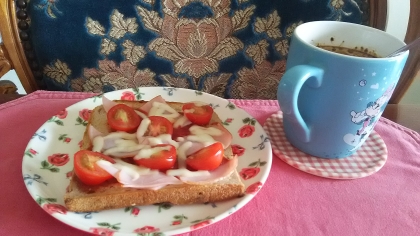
[23,0,369,99]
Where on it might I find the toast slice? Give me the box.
[64,100,245,212]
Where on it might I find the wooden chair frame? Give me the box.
[1,0,419,103]
[0,0,37,92]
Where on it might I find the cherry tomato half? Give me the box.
[107,104,141,133]
[73,150,115,185]
[145,116,174,136]
[134,144,177,171]
[186,142,224,171]
[182,103,214,126]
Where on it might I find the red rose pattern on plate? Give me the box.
[22,87,272,235]
[121,91,136,101]
[43,203,68,215]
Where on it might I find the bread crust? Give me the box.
[64,100,245,212]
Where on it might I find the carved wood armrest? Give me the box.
[0,79,18,94]
[0,44,12,78]
[0,44,17,94]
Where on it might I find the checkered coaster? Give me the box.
[263,111,388,179]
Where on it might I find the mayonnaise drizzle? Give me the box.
[166,168,210,177]
[173,115,191,128]
[137,118,151,138]
[105,131,137,140]
[134,145,172,160]
[97,159,157,180]
[92,136,104,152]
[104,144,150,156]
[176,141,192,169]
[148,134,179,148]
[134,110,148,119]
[148,102,180,122]
[92,100,233,180]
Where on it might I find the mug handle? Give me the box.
[277,65,324,142]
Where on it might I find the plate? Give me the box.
[264,111,387,179]
[22,87,272,235]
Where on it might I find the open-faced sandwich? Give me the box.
[64,95,245,212]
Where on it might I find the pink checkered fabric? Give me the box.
[263,111,388,179]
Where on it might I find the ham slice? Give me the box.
[88,125,104,141]
[102,96,119,113]
[139,95,167,114]
[118,171,184,190]
[96,159,183,190]
[179,156,238,184]
[208,123,232,149]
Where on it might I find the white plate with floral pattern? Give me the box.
[22,87,272,235]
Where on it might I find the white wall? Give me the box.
[386,0,420,104]
[2,70,27,94]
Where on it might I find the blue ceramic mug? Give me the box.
[277,21,408,158]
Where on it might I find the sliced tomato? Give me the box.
[182,103,213,126]
[186,142,224,171]
[134,144,177,171]
[144,116,173,136]
[107,104,141,133]
[73,150,116,185]
[172,124,193,140]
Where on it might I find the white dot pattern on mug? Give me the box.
[263,111,387,179]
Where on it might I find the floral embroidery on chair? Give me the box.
[44,60,71,84]
[232,60,286,99]
[71,60,158,93]
[30,0,369,99]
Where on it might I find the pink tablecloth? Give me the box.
[1,91,419,236]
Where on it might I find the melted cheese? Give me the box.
[137,118,151,137]
[92,136,104,152]
[134,145,172,160]
[176,141,192,169]
[148,134,179,148]
[166,168,210,177]
[103,144,150,156]
[97,159,157,180]
[179,126,222,147]
[104,131,137,140]
[173,115,191,128]
[148,102,180,122]
[185,134,215,147]
[92,132,137,153]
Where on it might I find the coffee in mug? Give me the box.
[277,21,408,158]
[317,45,379,58]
